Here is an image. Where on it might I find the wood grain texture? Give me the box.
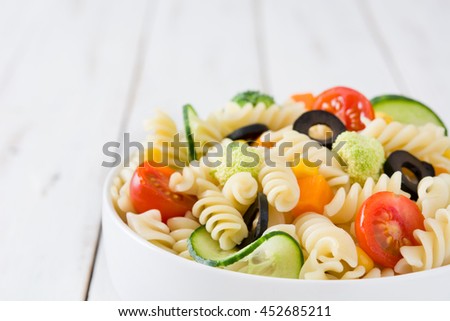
[86,238,120,300]
[87,0,263,300]
[260,0,398,101]
[0,0,148,299]
[361,0,450,124]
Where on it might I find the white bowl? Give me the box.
[102,166,450,300]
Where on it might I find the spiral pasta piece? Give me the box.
[338,266,367,280]
[323,171,409,224]
[167,214,201,260]
[258,160,300,212]
[110,153,141,217]
[417,174,450,218]
[360,118,450,170]
[145,110,189,166]
[192,184,248,250]
[363,267,395,279]
[300,251,373,280]
[395,206,450,273]
[294,212,358,268]
[258,126,293,146]
[299,249,345,280]
[169,158,216,195]
[267,205,290,227]
[318,163,351,191]
[207,102,305,137]
[264,224,298,243]
[126,210,176,253]
[221,172,259,213]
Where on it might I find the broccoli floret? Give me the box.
[232,90,275,108]
[332,131,385,185]
[211,142,263,185]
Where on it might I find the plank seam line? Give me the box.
[83,0,160,301]
[356,0,410,94]
[253,0,270,92]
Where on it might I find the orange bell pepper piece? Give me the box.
[291,93,315,110]
[291,159,319,179]
[291,174,334,217]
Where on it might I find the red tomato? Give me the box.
[129,162,197,222]
[312,86,374,131]
[355,192,424,268]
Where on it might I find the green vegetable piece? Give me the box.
[211,141,263,185]
[333,131,385,185]
[232,90,275,108]
[371,95,447,135]
[183,104,198,161]
[188,226,303,279]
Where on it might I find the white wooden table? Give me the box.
[0,0,449,300]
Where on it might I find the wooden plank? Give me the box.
[86,238,120,300]
[87,0,263,300]
[361,0,450,124]
[0,0,148,299]
[260,0,399,101]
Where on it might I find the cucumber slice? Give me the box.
[188,226,303,279]
[371,95,447,135]
[183,104,198,161]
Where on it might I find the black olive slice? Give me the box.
[293,110,346,149]
[239,192,269,248]
[226,123,269,142]
[384,150,435,201]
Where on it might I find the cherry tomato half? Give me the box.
[355,192,424,268]
[312,86,374,131]
[130,162,197,222]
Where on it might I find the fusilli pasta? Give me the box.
[360,118,450,170]
[395,206,450,273]
[145,110,189,166]
[167,213,201,260]
[299,249,345,280]
[264,224,298,243]
[258,159,300,212]
[207,102,305,137]
[192,180,248,250]
[169,158,216,195]
[417,174,450,218]
[111,153,140,217]
[126,210,176,253]
[363,267,395,279]
[221,172,259,213]
[294,213,358,269]
[323,171,409,224]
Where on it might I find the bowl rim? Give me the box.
[103,164,450,285]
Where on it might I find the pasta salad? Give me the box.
[111,87,450,280]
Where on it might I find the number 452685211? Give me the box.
[259,305,331,317]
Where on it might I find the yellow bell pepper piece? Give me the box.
[356,246,374,272]
[444,149,450,160]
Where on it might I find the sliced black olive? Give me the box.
[293,110,346,149]
[239,192,269,248]
[226,123,269,142]
[384,150,435,201]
